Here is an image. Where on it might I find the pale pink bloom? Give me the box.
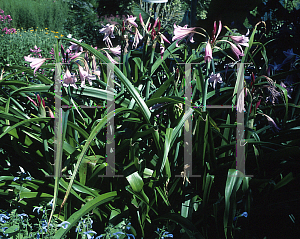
[24,56,46,75]
[229,33,249,47]
[139,13,145,28]
[208,73,223,89]
[103,51,118,64]
[109,45,121,56]
[125,15,138,28]
[30,45,42,53]
[78,65,96,87]
[133,28,143,49]
[99,24,115,47]
[63,68,77,89]
[159,33,171,59]
[262,114,281,132]
[69,39,83,53]
[172,24,196,47]
[212,21,222,41]
[46,107,55,118]
[228,41,244,59]
[70,52,82,60]
[204,42,212,63]
[27,96,38,107]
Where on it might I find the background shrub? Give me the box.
[0,0,69,32]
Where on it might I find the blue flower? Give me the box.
[33,206,43,215]
[113,231,125,238]
[126,222,131,230]
[95,236,104,239]
[241,212,248,217]
[57,221,70,229]
[48,198,54,207]
[127,234,135,239]
[18,213,28,220]
[162,231,173,238]
[83,230,97,239]
[0,214,10,223]
[40,219,48,233]
[25,177,32,180]
[13,177,19,181]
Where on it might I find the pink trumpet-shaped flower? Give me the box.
[24,56,46,76]
[99,24,115,47]
[208,73,223,89]
[63,68,77,89]
[262,114,281,132]
[159,33,171,59]
[139,13,145,28]
[109,45,121,56]
[133,28,143,49]
[78,65,96,87]
[212,21,222,42]
[172,24,196,47]
[229,35,249,47]
[69,39,83,53]
[228,41,244,59]
[125,15,138,28]
[204,42,213,63]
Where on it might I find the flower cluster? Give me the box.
[0,9,16,34]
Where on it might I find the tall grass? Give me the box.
[0,0,69,32]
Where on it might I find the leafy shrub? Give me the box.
[0,0,69,32]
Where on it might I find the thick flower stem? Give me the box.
[202,61,211,112]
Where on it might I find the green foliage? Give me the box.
[0,3,300,238]
[0,0,69,32]
[0,28,66,68]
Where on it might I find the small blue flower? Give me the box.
[113,231,125,238]
[83,230,97,239]
[241,212,248,217]
[57,221,70,229]
[162,231,173,238]
[18,213,28,220]
[48,198,54,207]
[127,234,135,239]
[40,219,48,233]
[95,236,104,239]
[36,232,40,239]
[25,177,32,180]
[126,222,131,230]
[0,214,10,223]
[13,177,19,181]
[33,206,43,215]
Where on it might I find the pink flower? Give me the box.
[109,45,121,56]
[204,42,212,63]
[99,24,115,47]
[24,56,46,75]
[132,28,143,49]
[30,45,42,53]
[159,33,171,59]
[69,39,83,53]
[172,24,196,47]
[78,65,96,87]
[208,73,223,89]
[228,41,244,60]
[262,114,281,132]
[139,13,145,28]
[229,30,249,47]
[125,15,138,28]
[212,21,222,43]
[103,51,118,64]
[63,68,77,89]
